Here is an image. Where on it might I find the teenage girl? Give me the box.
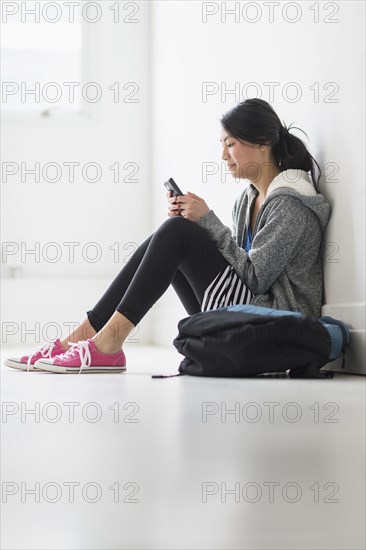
[6,98,330,374]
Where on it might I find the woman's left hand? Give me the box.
[175,192,210,222]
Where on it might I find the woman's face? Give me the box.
[220,127,265,181]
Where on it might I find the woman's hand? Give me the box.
[166,191,182,217]
[175,192,210,222]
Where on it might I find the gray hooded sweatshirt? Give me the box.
[195,169,331,317]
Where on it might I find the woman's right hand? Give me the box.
[166,190,182,217]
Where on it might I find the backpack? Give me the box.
[152,304,350,379]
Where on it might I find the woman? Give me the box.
[6,98,331,374]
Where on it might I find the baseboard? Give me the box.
[320,301,366,375]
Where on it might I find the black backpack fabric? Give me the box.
[152,305,349,380]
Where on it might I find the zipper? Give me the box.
[247,190,263,241]
[252,203,265,237]
[242,189,256,245]
[252,192,276,238]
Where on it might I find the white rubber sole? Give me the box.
[4,358,46,371]
[34,360,127,374]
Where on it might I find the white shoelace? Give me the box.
[27,341,58,372]
[62,340,92,374]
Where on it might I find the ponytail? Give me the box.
[274,124,322,192]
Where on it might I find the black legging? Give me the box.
[86,216,230,330]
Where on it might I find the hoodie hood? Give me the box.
[249,169,331,232]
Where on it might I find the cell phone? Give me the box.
[163,177,184,197]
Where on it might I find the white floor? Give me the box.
[1,344,365,550]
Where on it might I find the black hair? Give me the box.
[220,98,321,192]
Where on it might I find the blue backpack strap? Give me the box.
[319,316,350,369]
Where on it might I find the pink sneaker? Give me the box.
[34,339,127,374]
[5,338,67,372]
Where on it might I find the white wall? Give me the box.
[2,1,155,346]
[149,0,365,372]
